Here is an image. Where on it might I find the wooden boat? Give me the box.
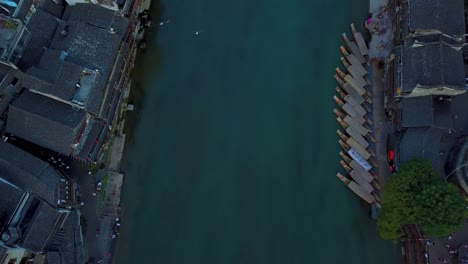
[335,67,346,79]
[346,137,371,160]
[364,133,376,142]
[333,95,344,108]
[349,170,374,194]
[362,102,371,113]
[336,129,349,142]
[342,33,352,49]
[371,181,381,190]
[345,54,367,76]
[338,139,350,152]
[345,127,368,148]
[372,193,381,203]
[339,151,352,164]
[340,57,350,68]
[336,173,374,204]
[335,87,347,100]
[333,108,346,119]
[349,160,374,182]
[351,23,369,56]
[340,160,352,174]
[336,117,350,130]
[343,115,369,136]
[340,46,350,57]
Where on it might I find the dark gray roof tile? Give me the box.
[19,201,63,252]
[38,0,65,18]
[408,0,465,35]
[399,127,445,173]
[66,22,121,74]
[0,179,24,225]
[65,4,129,35]
[0,141,62,206]
[400,41,465,91]
[27,9,59,40]
[6,91,86,155]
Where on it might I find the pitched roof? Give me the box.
[27,9,60,40]
[64,3,129,35]
[399,127,445,173]
[408,0,465,35]
[6,91,86,155]
[0,141,62,206]
[401,96,453,129]
[63,22,121,74]
[0,179,24,226]
[47,211,84,264]
[17,9,60,71]
[18,200,63,252]
[38,0,65,18]
[17,34,51,71]
[26,50,84,101]
[400,40,465,92]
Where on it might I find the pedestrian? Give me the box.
[424,253,428,258]
[448,235,453,240]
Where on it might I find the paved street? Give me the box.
[426,222,468,264]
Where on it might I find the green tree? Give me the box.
[377,159,466,241]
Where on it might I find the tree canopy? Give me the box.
[377,159,466,241]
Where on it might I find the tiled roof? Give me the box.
[27,50,84,101]
[65,22,122,74]
[402,96,453,129]
[64,3,130,35]
[6,91,86,155]
[38,0,65,18]
[0,141,62,206]
[19,200,63,253]
[402,96,433,127]
[399,127,445,173]
[408,0,465,35]
[17,34,51,72]
[46,251,61,264]
[46,211,84,264]
[0,179,24,225]
[400,40,465,92]
[27,9,59,40]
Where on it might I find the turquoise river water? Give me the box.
[116,0,401,263]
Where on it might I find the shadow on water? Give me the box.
[122,0,165,149]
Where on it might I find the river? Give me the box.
[116,0,400,263]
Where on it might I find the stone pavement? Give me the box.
[369,60,392,189]
[426,222,468,264]
[108,135,126,173]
